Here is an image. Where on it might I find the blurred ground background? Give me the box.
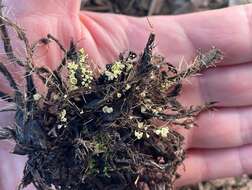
[81,0,252,15]
[81,0,252,189]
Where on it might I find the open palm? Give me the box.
[1,0,252,189]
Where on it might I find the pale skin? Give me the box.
[1,0,252,189]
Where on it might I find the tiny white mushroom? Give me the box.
[134,131,143,140]
[160,127,169,138]
[125,84,131,90]
[58,125,63,129]
[102,106,114,114]
[146,133,150,138]
[141,106,147,113]
[137,122,144,129]
[33,93,42,101]
[117,93,122,98]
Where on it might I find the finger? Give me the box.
[0,149,35,190]
[0,1,84,71]
[3,0,81,17]
[175,145,252,187]
[199,63,252,107]
[179,62,252,107]
[123,4,252,67]
[178,107,252,149]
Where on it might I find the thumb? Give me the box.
[2,0,81,17]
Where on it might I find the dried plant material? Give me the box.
[0,6,223,190]
[148,0,165,15]
[82,0,229,16]
[181,175,252,190]
[229,0,252,6]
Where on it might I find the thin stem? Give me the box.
[0,61,18,90]
[168,48,223,82]
[47,34,66,53]
[0,3,24,67]
[0,91,12,102]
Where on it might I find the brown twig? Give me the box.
[0,4,24,67]
[148,0,165,15]
[0,91,12,102]
[167,47,223,83]
[0,61,18,90]
[47,34,66,53]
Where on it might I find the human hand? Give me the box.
[1,1,252,189]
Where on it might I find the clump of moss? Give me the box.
[0,8,223,190]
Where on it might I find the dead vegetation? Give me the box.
[81,1,252,190]
[81,0,229,16]
[0,4,224,190]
